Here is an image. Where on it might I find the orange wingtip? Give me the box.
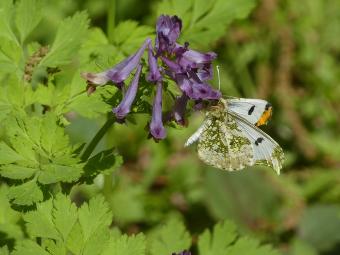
[256,105,273,126]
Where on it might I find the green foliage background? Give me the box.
[0,0,340,254]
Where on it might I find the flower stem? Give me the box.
[81,115,116,161]
[107,0,116,42]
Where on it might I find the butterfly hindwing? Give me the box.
[229,111,284,174]
[197,114,254,171]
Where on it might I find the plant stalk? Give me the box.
[81,116,116,161]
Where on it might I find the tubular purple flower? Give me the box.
[196,63,213,81]
[81,70,111,85]
[147,44,162,83]
[191,82,221,100]
[112,64,142,119]
[175,74,221,100]
[150,81,166,140]
[155,15,182,54]
[172,94,189,125]
[81,38,150,86]
[160,56,183,74]
[174,73,194,96]
[182,49,217,64]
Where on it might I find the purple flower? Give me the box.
[160,50,220,101]
[112,64,142,119]
[150,81,166,140]
[82,14,223,142]
[172,94,189,125]
[196,63,213,81]
[174,73,221,100]
[155,15,182,54]
[81,38,151,86]
[147,44,162,83]
[172,250,191,255]
[161,56,184,74]
[181,48,217,65]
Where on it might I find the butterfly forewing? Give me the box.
[227,98,272,126]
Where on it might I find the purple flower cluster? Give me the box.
[82,15,221,140]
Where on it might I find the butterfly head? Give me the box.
[205,98,227,118]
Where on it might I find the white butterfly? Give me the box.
[185,98,284,174]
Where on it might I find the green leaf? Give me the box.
[0,75,25,122]
[0,36,22,74]
[39,12,89,67]
[83,227,110,255]
[0,164,36,179]
[17,194,115,255]
[24,198,60,239]
[0,143,25,164]
[103,233,146,255]
[49,71,117,119]
[113,20,153,54]
[0,0,18,45]
[45,240,66,255]
[150,218,191,255]
[7,179,43,206]
[198,221,237,255]
[0,185,23,240]
[84,148,123,178]
[66,92,113,119]
[66,222,84,255]
[15,0,43,44]
[156,0,256,48]
[225,237,279,255]
[78,195,112,241]
[198,220,279,255]
[12,240,50,255]
[68,195,112,255]
[52,194,78,241]
[1,113,83,205]
[38,162,83,184]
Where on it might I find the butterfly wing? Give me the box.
[197,115,254,171]
[228,111,284,174]
[185,119,209,147]
[227,98,272,126]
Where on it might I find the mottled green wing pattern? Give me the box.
[197,114,254,171]
[229,111,284,174]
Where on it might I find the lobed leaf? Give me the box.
[149,218,191,255]
[156,0,256,48]
[198,220,237,255]
[102,233,146,255]
[198,220,279,255]
[0,113,83,205]
[39,12,89,67]
[15,0,43,44]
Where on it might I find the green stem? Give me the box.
[81,116,116,161]
[107,0,116,42]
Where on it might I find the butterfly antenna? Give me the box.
[216,65,221,91]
